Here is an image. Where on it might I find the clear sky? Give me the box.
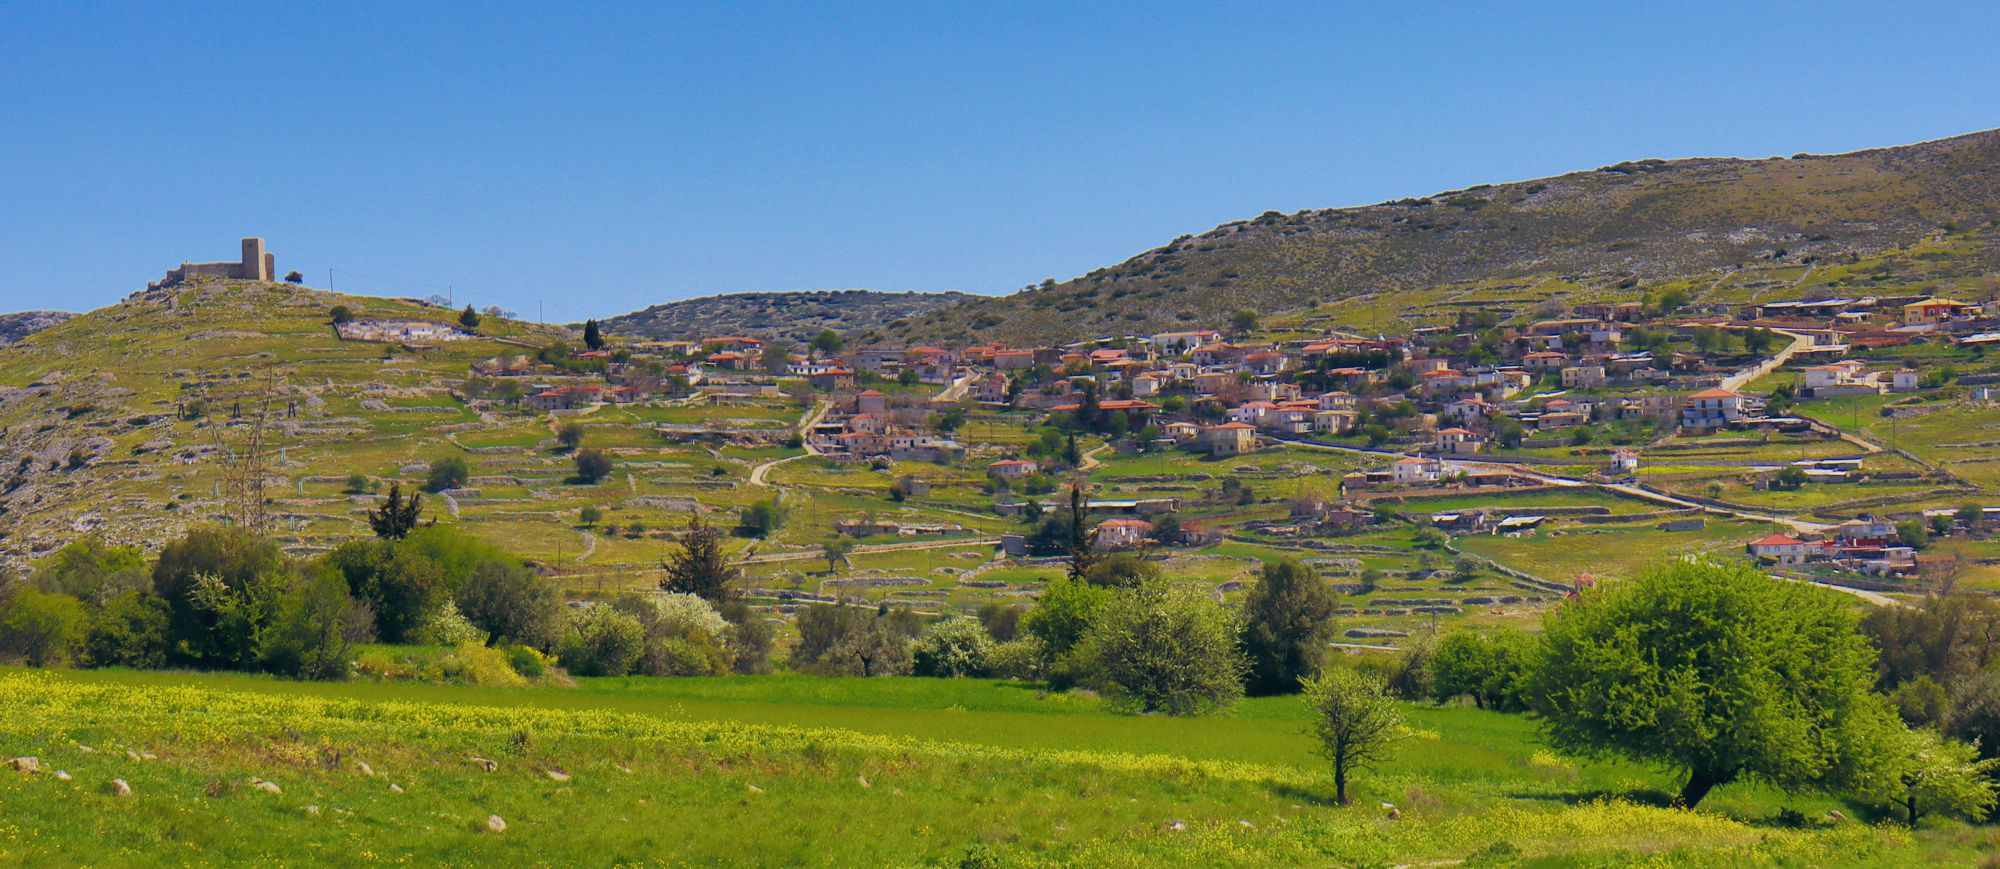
[4,2,1999,322]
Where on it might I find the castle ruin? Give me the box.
[156,237,276,288]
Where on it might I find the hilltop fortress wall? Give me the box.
[157,237,274,287]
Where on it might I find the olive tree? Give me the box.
[1077,582,1247,715]
[1527,559,1900,807]
[1302,668,1405,805]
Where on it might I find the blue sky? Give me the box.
[4,2,1999,322]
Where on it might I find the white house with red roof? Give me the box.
[1746,533,1818,565]
[986,459,1040,480]
[1680,387,1746,430]
[1391,455,1442,484]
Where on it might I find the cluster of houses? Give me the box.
[1745,517,1917,576]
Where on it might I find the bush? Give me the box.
[739,498,784,538]
[718,600,773,674]
[792,604,918,676]
[258,568,371,681]
[623,592,733,677]
[503,644,552,678]
[33,538,149,605]
[1083,553,1159,588]
[1021,576,1111,686]
[413,600,487,646]
[1430,629,1534,711]
[455,561,564,650]
[557,605,646,676]
[441,641,527,688]
[152,526,289,667]
[1076,582,1247,716]
[0,588,89,666]
[911,618,993,678]
[574,449,614,484]
[84,591,170,669]
[427,456,472,492]
[326,540,447,644]
[976,601,1028,642]
[984,636,1044,680]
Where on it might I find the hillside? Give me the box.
[0,311,72,346]
[879,128,2000,345]
[602,289,971,343]
[0,279,575,570]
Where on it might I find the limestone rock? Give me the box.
[470,756,498,772]
[545,769,570,782]
[109,778,132,797]
[8,756,38,773]
[484,814,507,834]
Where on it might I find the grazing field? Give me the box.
[0,668,1981,866]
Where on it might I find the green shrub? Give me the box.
[1076,582,1247,716]
[0,588,89,666]
[558,605,645,677]
[911,618,993,678]
[503,644,551,678]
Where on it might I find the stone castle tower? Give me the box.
[157,237,277,287]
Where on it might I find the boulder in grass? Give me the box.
[8,756,38,774]
[484,814,507,834]
[469,757,498,772]
[108,778,132,797]
[545,769,570,782]
[389,784,405,794]
[251,779,282,794]
[354,761,375,777]
[55,770,72,782]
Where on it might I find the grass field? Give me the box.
[1,667,1986,866]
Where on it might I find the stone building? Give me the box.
[157,237,275,287]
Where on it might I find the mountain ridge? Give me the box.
[870,127,2000,345]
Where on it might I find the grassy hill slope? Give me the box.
[602,289,972,344]
[879,128,2000,345]
[0,279,572,570]
[2,667,1976,866]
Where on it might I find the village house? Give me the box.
[1094,518,1155,551]
[1902,298,1975,325]
[855,389,888,415]
[1434,427,1485,455]
[1747,533,1818,565]
[1559,365,1607,389]
[1201,422,1257,456]
[807,368,856,391]
[1522,351,1567,373]
[1680,387,1746,430]
[986,459,1039,480]
[1379,456,1434,485]
[1150,330,1222,355]
[1801,361,1880,397]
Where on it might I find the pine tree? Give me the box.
[367,483,426,539]
[459,305,481,329]
[662,517,739,604]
